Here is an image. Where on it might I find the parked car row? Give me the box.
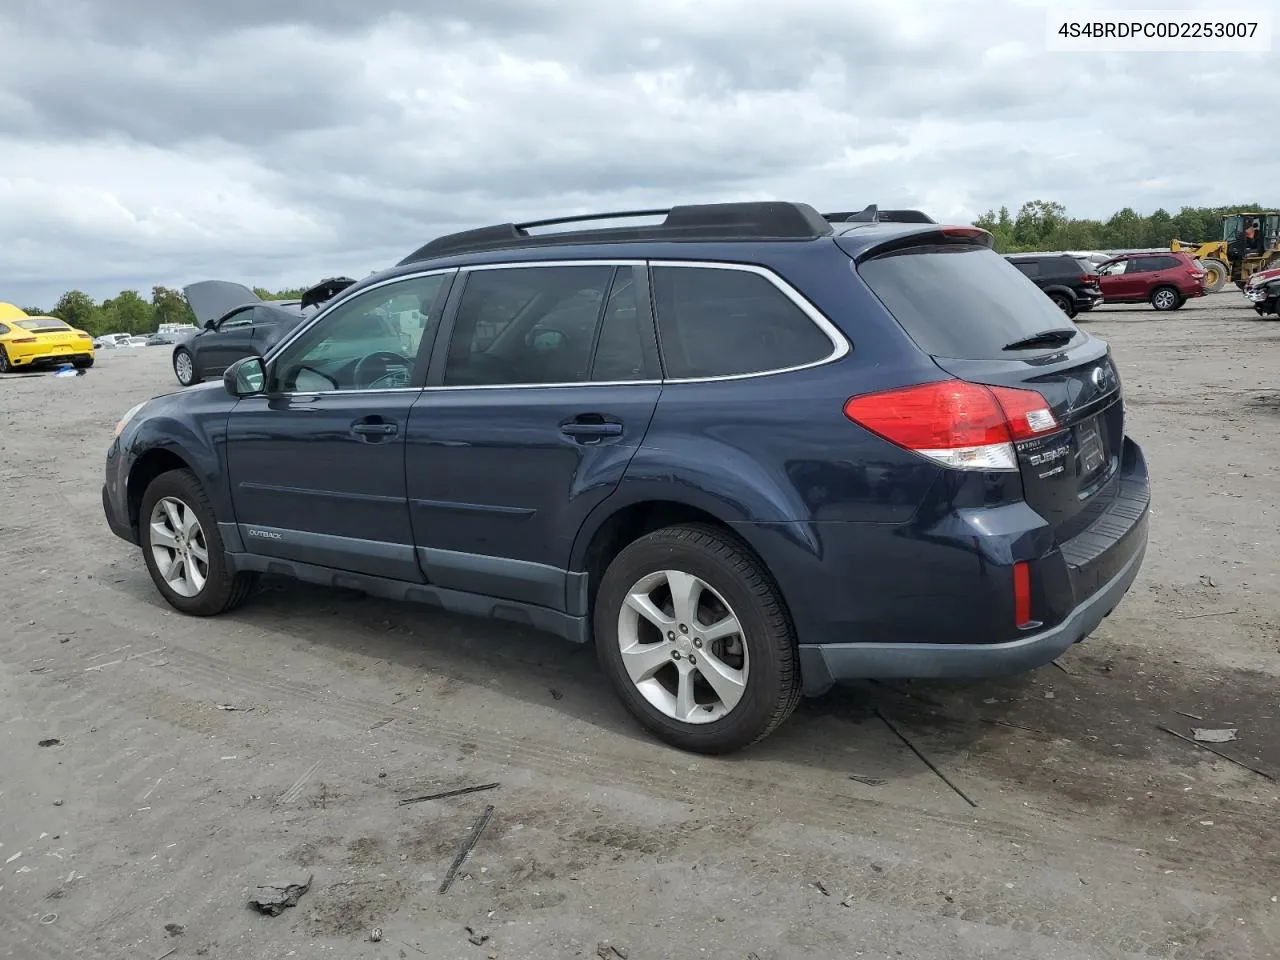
[1007,250,1206,317]
[103,201,1151,754]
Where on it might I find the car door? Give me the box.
[405,262,662,612]
[223,270,455,582]
[1097,257,1134,299]
[195,307,257,378]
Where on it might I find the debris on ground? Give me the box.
[38,738,62,748]
[164,923,185,936]
[1192,727,1238,743]
[549,688,564,701]
[248,874,313,916]
[369,927,382,942]
[466,926,489,946]
[813,880,831,896]
[214,704,253,712]
[849,775,886,786]
[439,805,495,894]
[876,709,978,807]
[400,782,500,806]
[1175,710,1204,721]
[596,942,627,959]
[840,894,856,907]
[1155,725,1276,781]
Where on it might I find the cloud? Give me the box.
[1,0,1275,306]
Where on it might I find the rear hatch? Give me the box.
[12,318,91,356]
[850,239,1124,542]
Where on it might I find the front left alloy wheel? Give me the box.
[594,524,801,754]
[138,468,255,616]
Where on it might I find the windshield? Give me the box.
[1223,215,1243,241]
[857,244,1083,361]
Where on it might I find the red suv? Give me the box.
[1096,252,1206,311]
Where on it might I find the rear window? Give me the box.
[15,318,69,331]
[858,245,1083,361]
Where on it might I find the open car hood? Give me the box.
[300,276,357,310]
[183,281,262,327]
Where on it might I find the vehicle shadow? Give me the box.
[99,566,1280,822]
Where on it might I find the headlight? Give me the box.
[114,400,149,437]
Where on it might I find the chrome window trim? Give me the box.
[416,258,849,393]
[265,258,849,397]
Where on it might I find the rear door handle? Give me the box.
[560,421,623,440]
[352,421,398,437]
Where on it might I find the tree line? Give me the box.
[16,201,1269,332]
[974,201,1266,253]
[17,286,309,337]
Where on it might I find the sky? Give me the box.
[1,0,1275,308]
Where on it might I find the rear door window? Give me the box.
[1010,260,1040,278]
[650,265,835,379]
[858,244,1083,361]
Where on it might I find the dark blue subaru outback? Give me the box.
[102,202,1150,754]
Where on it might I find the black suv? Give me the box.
[1005,254,1104,318]
[103,202,1150,754]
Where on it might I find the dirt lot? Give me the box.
[1,292,1278,960]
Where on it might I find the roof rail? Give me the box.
[823,205,936,224]
[398,201,835,263]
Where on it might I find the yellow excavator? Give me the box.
[1172,211,1280,292]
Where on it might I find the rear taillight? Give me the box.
[843,380,1060,472]
[1079,273,1098,284]
[78,333,91,340]
[1014,561,1032,627]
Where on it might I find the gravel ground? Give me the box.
[1,292,1277,960]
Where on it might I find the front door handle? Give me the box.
[352,421,398,438]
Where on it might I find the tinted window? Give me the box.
[1010,260,1040,278]
[1125,258,1156,274]
[15,318,70,331]
[273,273,449,392]
[651,266,833,379]
[443,265,618,386]
[0,323,9,335]
[219,308,255,329]
[858,245,1083,361]
[590,271,659,382]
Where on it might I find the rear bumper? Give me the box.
[765,437,1151,695]
[797,517,1146,690]
[7,348,93,366]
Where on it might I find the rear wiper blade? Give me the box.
[1003,328,1076,350]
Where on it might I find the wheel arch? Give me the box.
[126,447,197,531]
[569,494,803,626]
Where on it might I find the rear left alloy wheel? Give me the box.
[1150,286,1181,311]
[1050,293,1075,317]
[139,469,255,616]
[594,524,801,754]
[0,347,11,373]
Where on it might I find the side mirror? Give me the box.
[224,356,267,398]
[203,318,218,330]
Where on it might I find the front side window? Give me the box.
[219,308,255,330]
[271,273,449,393]
[442,264,635,386]
[651,265,834,379]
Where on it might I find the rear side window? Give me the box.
[651,266,834,379]
[858,245,1082,361]
[1010,260,1040,278]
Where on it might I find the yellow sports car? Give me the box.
[0,303,95,372]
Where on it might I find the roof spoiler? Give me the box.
[823,205,936,224]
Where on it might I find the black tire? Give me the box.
[1049,293,1075,317]
[593,523,801,754]
[1202,260,1228,293]
[0,346,10,373]
[173,347,200,386]
[1150,286,1181,311]
[138,468,256,616]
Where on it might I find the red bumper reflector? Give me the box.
[1014,561,1031,627]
